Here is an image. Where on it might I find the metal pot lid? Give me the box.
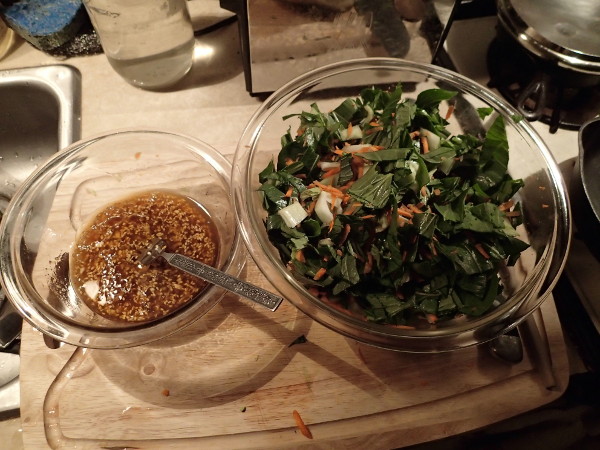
[497,0,600,74]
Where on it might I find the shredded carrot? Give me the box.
[542,204,549,208]
[284,157,295,166]
[356,146,375,153]
[314,181,344,197]
[365,126,383,135]
[408,204,424,214]
[313,267,327,281]
[306,200,316,216]
[397,208,414,219]
[162,388,170,397]
[445,104,455,120]
[391,324,416,330]
[134,152,142,160]
[328,218,336,233]
[339,224,351,245]
[284,186,293,198]
[357,165,364,179]
[297,127,305,136]
[433,188,441,196]
[339,181,355,192]
[363,252,373,274]
[333,149,345,156]
[343,202,361,215]
[504,211,521,217]
[296,250,305,263]
[360,214,376,219]
[330,198,337,212]
[409,130,420,138]
[397,215,410,226]
[426,314,438,324]
[369,121,379,127]
[292,410,313,440]
[475,243,490,259]
[347,122,353,137]
[322,166,341,179]
[420,135,430,154]
[498,200,514,211]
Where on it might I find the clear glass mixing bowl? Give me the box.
[232,58,571,352]
[0,130,244,348]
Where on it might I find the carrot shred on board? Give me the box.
[323,166,341,178]
[409,130,420,138]
[475,243,490,259]
[313,267,327,281]
[420,135,430,154]
[296,250,306,263]
[333,149,345,156]
[445,104,455,120]
[134,152,142,160]
[292,410,313,440]
[284,186,293,197]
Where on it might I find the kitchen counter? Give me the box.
[0,13,587,450]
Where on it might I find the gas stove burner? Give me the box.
[486,30,600,133]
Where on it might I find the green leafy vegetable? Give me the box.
[258,84,529,326]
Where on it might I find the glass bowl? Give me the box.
[0,130,244,349]
[232,57,571,352]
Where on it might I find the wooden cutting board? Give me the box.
[19,261,569,449]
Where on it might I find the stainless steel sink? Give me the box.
[0,64,81,412]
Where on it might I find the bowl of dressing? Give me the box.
[0,129,244,348]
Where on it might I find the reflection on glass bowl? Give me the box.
[0,130,244,349]
[232,57,571,352]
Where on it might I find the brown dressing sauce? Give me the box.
[70,190,219,323]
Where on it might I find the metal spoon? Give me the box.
[137,238,283,311]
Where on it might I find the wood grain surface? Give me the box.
[19,260,569,449]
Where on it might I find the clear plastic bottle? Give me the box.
[83,0,195,89]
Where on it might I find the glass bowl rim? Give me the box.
[232,57,571,349]
[0,128,245,349]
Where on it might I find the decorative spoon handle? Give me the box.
[162,252,282,311]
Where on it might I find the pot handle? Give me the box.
[516,75,548,121]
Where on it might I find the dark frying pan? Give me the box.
[572,117,600,260]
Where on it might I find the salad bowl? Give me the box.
[232,58,570,352]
